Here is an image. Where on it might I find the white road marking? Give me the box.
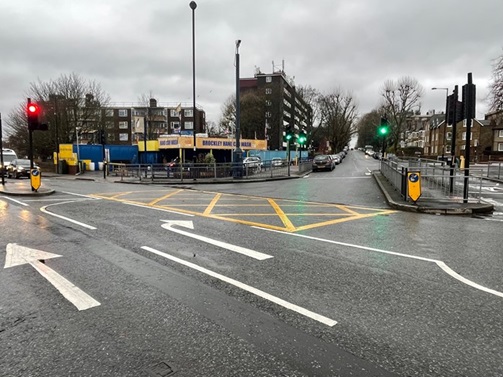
[481,197,502,207]
[255,227,503,299]
[141,246,337,327]
[435,261,503,298]
[161,220,273,260]
[61,191,101,199]
[40,202,97,230]
[5,243,100,311]
[1,196,29,206]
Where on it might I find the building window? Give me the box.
[107,133,115,142]
[498,143,503,151]
[118,109,128,117]
[184,121,193,130]
[499,130,503,138]
[446,132,452,141]
[119,133,129,141]
[266,100,272,106]
[266,76,272,83]
[171,121,180,131]
[184,109,193,117]
[119,121,128,129]
[265,88,272,95]
[462,132,466,140]
[265,112,271,118]
[105,109,113,117]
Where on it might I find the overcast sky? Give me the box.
[1,0,502,129]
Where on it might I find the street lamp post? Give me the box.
[189,1,197,165]
[233,39,243,178]
[431,87,449,160]
[75,127,81,174]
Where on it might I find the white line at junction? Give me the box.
[1,196,29,206]
[40,202,97,230]
[255,227,503,299]
[141,246,337,327]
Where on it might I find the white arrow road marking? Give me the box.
[4,243,100,311]
[161,220,273,261]
[40,202,97,230]
[255,227,503,299]
[141,246,337,327]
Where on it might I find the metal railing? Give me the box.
[380,157,484,203]
[107,159,306,182]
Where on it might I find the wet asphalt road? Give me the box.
[1,151,502,376]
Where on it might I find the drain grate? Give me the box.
[146,361,176,376]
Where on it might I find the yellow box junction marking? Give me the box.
[91,189,396,232]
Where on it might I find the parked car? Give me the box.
[271,157,284,167]
[312,154,335,171]
[331,154,341,165]
[7,159,39,179]
[243,156,263,172]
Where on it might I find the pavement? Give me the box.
[0,169,495,215]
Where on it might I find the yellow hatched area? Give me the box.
[91,189,396,232]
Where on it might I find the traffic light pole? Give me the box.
[27,99,35,190]
[449,86,458,194]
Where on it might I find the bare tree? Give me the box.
[219,95,236,134]
[488,50,503,114]
[317,89,358,153]
[356,110,382,149]
[380,76,424,151]
[6,73,110,159]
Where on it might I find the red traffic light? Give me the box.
[27,103,40,115]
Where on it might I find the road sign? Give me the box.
[30,168,41,191]
[407,172,421,202]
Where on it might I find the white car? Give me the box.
[243,156,262,168]
[271,158,284,167]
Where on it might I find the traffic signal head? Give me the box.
[297,130,307,145]
[284,126,294,142]
[378,117,389,136]
[27,103,41,131]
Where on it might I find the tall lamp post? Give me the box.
[431,87,449,160]
[75,127,81,174]
[233,39,243,178]
[189,1,197,164]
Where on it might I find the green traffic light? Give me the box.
[378,126,389,136]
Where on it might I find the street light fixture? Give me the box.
[432,87,449,159]
[189,1,197,164]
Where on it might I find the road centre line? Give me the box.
[256,228,503,298]
[40,202,97,230]
[1,196,29,206]
[141,246,337,327]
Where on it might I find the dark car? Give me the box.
[7,159,39,179]
[312,154,335,172]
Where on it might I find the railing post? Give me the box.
[401,166,408,200]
